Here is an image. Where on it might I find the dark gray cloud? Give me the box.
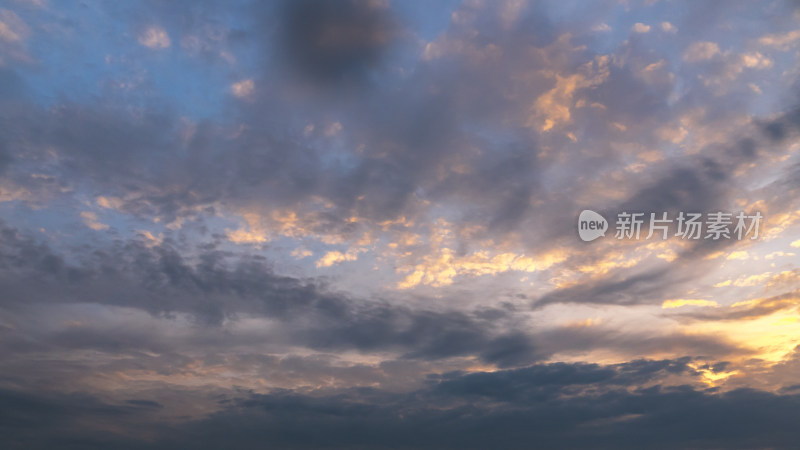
[0,219,741,371]
[127,379,800,450]
[670,288,800,322]
[3,359,800,450]
[0,388,165,450]
[535,268,674,308]
[275,0,400,87]
[0,220,543,365]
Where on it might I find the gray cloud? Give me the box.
[275,0,400,87]
[4,359,800,449]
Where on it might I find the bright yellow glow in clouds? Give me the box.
[689,362,739,387]
[398,248,568,289]
[316,249,362,268]
[682,309,800,363]
[531,54,610,132]
[662,299,719,309]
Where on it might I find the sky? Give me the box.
[1,0,800,448]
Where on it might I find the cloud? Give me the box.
[274,0,399,86]
[397,245,567,289]
[231,79,255,98]
[765,251,794,260]
[660,21,677,33]
[683,41,720,62]
[676,289,800,321]
[0,9,28,42]
[2,1,800,446]
[138,26,171,49]
[0,217,748,372]
[155,377,800,449]
[592,22,611,32]
[0,220,541,365]
[316,249,360,267]
[531,56,610,131]
[662,299,719,309]
[758,29,800,49]
[726,250,749,260]
[4,360,800,449]
[79,211,109,231]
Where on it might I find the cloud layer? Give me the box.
[1,0,800,447]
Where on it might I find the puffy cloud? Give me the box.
[398,247,567,289]
[231,79,255,98]
[758,29,800,49]
[316,248,360,267]
[660,21,677,33]
[683,41,720,62]
[138,26,171,49]
[592,22,611,32]
[79,211,109,231]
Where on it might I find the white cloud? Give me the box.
[660,22,677,33]
[592,23,611,32]
[138,26,170,49]
[758,30,800,50]
[231,79,255,99]
[316,249,361,268]
[632,23,650,33]
[324,122,343,137]
[726,251,749,261]
[0,9,29,42]
[765,251,794,260]
[291,248,313,259]
[683,41,720,62]
[80,211,109,231]
[740,52,772,69]
[96,196,123,210]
